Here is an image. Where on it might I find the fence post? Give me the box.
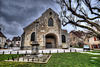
[64,50,65,53]
[10,51,11,54]
[25,51,27,56]
[17,51,19,54]
[2,51,4,54]
[57,50,58,53]
[70,49,71,52]
[42,50,44,54]
[28,58,29,61]
[75,49,77,52]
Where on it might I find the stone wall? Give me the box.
[0,37,6,48]
[61,30,69,48]
[69,33,82,47]
[22,8,69,49]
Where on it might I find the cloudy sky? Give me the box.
[0,0,75,40]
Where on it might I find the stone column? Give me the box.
[35,21,39,41]
[59,28,62,48]
[31,45,35,54]
[43,35,45,49]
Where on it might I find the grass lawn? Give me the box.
[0,53,100,67]
[87,50,100,53]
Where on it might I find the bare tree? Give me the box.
[55,0,100,38]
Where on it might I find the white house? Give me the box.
[6,39,12,48]
[84,36,100,49]
[12,36,21,47]
[0,28,6,48]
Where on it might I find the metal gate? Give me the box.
[46,43,52,48]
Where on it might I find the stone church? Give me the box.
[21,8,69,49]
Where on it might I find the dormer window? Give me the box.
[48,18,53,26]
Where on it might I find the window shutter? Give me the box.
[94,37,96,41]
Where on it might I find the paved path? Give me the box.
[80,52,100,55]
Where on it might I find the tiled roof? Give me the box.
[12,36,21,41]
[0,32,6,38]
[62,29,68,33]
[6,39,12,42]
[70,30,85,38]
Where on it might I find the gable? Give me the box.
[42,8,59,16]
[0,32,6,38]
[24,8,59,30]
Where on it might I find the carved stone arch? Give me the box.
[45,33,58,48]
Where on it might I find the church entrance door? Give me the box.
[45,33,57,48]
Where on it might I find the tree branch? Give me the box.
[63,0,100,31]
[68,21,100,37]
[92,7,100,12]
[84,0,100,16]
[61,0,100,38]
[87,16,100,20]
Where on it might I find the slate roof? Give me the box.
[62,29,68,33]
[0,32,6,38]
[12,36,21,41]
[6,39,12,42]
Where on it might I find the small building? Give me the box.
[6,39,12,48]
[0,28,6,48]
[69,30,85,47]
[21,8,69,49]
[84,35,100,49]
[12,36,21,47]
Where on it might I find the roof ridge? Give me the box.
[0,32,6,38]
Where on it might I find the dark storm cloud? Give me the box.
[0,0,74,40]
[0,0,58,39]
[0,0,54,25]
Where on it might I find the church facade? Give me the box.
[21,8,69,49]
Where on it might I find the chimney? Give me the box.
[0,28,1,32]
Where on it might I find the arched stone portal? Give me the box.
[45,33,57,48]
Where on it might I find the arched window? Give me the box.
[31,32,35,41]
[48,18,53,26]
[62,35,66,43]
